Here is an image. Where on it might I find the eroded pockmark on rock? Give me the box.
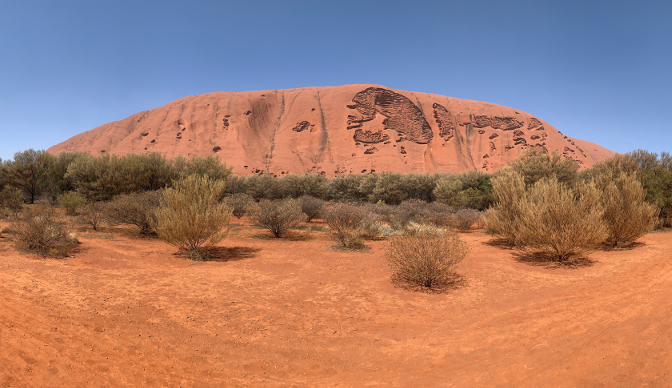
[353,129,390,144]
[292,121,315,133]
[432,103,455,141]
[348,87,433,144]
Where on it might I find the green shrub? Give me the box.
[387,224,468,290]
[246,198,305,238]
[11,207,78,257]
[327,174,365,201]
[57,191,86,215]
[154,175,232,260]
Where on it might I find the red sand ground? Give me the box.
[1,218,671,387]
[47,84,615,176]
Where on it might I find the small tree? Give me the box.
[387,224,468,290]
[57,191,86,215]
[225,193,253,219]
[5,149,48,204]
[600,172,659,247]
[321,202,366,248]
[81,202,107,231]
[300,195,324,222]
[246,198,305,238]
[154,175,232,260]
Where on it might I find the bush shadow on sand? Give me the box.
[511,250,597,269]
[173,246,261,262]
[390,273,468,294]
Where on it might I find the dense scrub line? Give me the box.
[0,150,495,210]
[0,147,669,290]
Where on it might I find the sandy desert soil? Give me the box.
[1,218,671,387]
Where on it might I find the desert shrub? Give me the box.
[282,174,329,198]
[515,178,607,262]
[600,172,659,247]
[169,155,231,182]
[387,223,468,290]
[372,172,408,205]
[11,207,78,257]
[433,171,494,210]
[357,173,379,202]
[105,191,162,235]
[359,219,395,240]
[0,187,24,211]
[81,202,107,231]
[510,147,579,186]
[244,174,285,200]
[628,150,672,228]
[321,202,367,248]
[65,154,126,201]
[327,174,365,201]
[225,193,254,219]
[401,173,440,202]
[300,195,324,222]
[42,152,88,199]
[391,199,427,228]
[433,175,464,207]
[484,168,527,244]
[57,191,86,215]
[154,175,232,260]
[452,208,482,232]
[227,175,248,195]
[246,198,305,238]
[417,202,454,226]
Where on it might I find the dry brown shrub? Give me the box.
[299,195,324,222]
[601,172,659,247]
[11,207,78,257]
[81,202,107,231]
[105,191,162,235]
[0,187,23,211]
[515,178,606,262]
[225,193,253,219]
[452,209,482,232]
[417,202,454,227]
[484,168,527,244]
[321,202,366,249]
[246,198,305,238]
[154,175,232,260]
[387,224,468,290]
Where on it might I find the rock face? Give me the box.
[47,84,615,176]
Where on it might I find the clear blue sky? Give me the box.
[1,0,670,161]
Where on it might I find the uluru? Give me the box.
[47,84,615,175]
